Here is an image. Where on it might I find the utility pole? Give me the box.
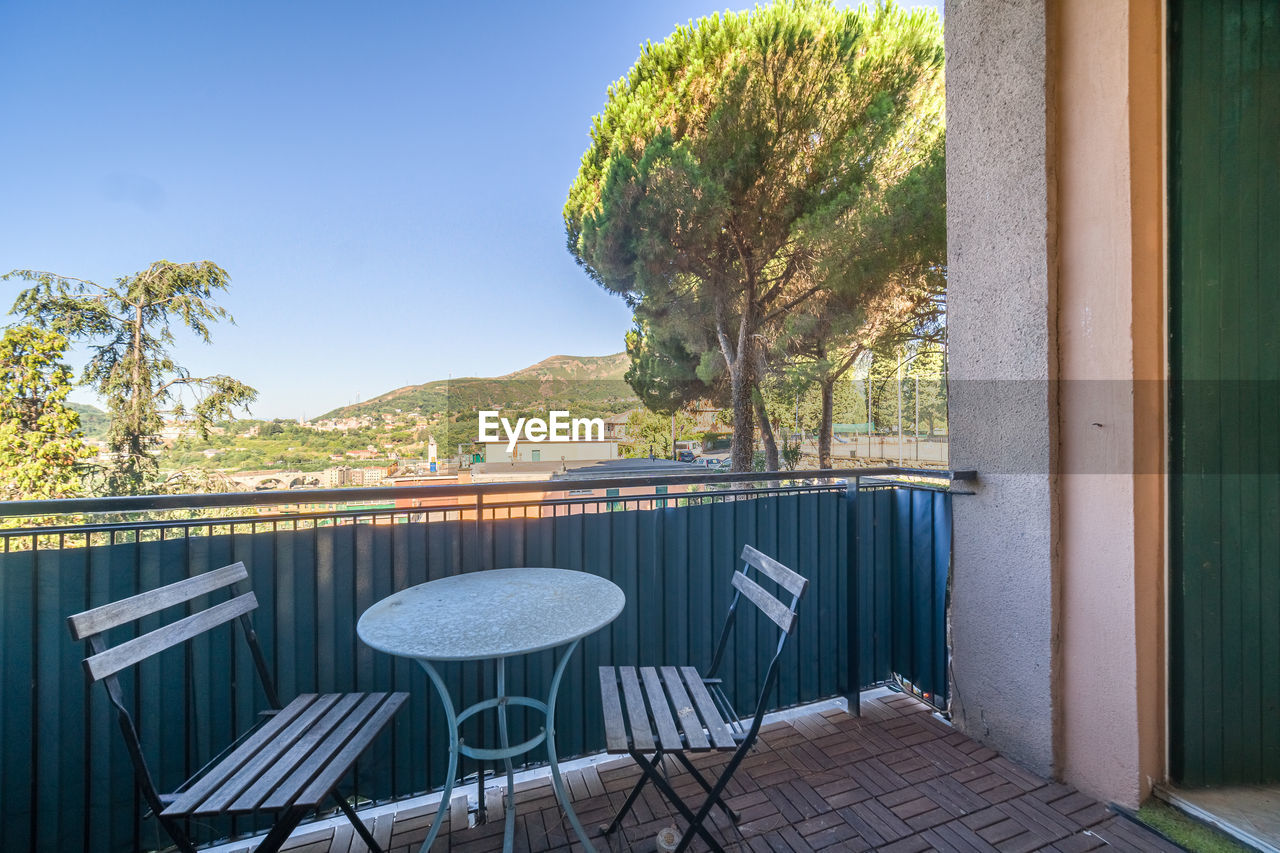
[915,374,920,462]
[865,375,872,460]
[671,412,676,460]
[897,360,904,466]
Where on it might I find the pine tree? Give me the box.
[6,261,257,495]
[566,0,944,470]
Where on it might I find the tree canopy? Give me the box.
[5,260,257,494]
[565,0,945,470]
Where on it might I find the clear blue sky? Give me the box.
[1,0,943,419]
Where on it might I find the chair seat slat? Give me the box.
[225,694,366,813]
[599,668,629,753]
[177,695,344,815]
[731,572,796,633]
[163,694,324,816]
[68,562,249,641]
[84,592,258,682]
[619,667,654,752]
[641,667,683,751]
[291,692,408,810]
[254,693,381,811]
[740,545,808,597]
[679,668,736,748]
[661,667,710,750]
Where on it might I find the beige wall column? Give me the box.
[1054,0,1165,807]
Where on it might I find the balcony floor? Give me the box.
[257,693,1178,853]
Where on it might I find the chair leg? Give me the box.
[671,748,751,853]
[673,752,739,822]
[601,748,665,835]
[630,752,725,853]
[330,790,384,852]
[155,813,200,853]
[251,806,310,853]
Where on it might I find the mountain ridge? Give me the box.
[318,352,631,420]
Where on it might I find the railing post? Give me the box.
[475,492,484,572]
[844,475,861,716]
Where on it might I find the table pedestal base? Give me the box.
[415,639,595,853]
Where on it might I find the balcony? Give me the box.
[216,691,1179,853]
[0,470,1175,852]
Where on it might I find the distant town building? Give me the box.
[603,412,632,439]
[323,466,352,488]
[310,416,373,432]
[480,437,622,465]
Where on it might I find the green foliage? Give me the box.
[620,408,699,459]
[565,0,945,470]
[0,325,90,500]
[624,320,722,415]
[863,341,946,436]
[166,420,392,472]
[5,261,258,495]
[761,364,865,433]
[779,434,804,470]
[866,345,901,431]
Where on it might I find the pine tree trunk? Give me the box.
[819,376,835,470]
[724,303,759,473]
[729,359,756,471]
[755,395,780,471]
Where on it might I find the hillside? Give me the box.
[500,352,629,382]
[318,353,633,421]
[69,402,109,440]
[159,354,638,475]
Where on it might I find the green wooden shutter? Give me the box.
[1168,0,1280,786]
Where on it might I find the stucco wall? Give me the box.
[946,0,1165,806]
[945,0,1058,777]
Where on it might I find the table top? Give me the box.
[356,567,626,661]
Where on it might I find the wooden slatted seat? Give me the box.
[68,562,408,853]
[597,545,808,853]
[600,666,738,754]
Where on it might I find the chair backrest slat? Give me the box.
[83,591,258,682]
[68,562,249,641]
[740,545,807,597]
[730,571,796,633]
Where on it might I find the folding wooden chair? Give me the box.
[597,544,808,853]
[68,561,408,853]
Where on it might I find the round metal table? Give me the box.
[357,568,625,853]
